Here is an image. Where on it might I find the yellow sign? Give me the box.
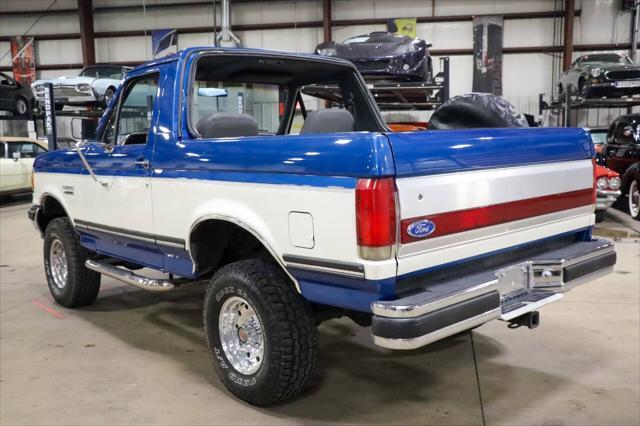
[393,18,417,38]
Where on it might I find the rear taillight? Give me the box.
[355,177,397,260]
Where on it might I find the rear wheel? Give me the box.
[629,179,640,220]
[203,259,318,406]
[14,97,29,116]
[43,218,101,308]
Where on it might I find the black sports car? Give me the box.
[0,72,35,116]
[558,53,640,99]
[315,32,432,82]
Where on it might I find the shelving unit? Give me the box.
[539,84,640,127]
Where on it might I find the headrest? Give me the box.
[300,109,355,134]
[195,112,259,138]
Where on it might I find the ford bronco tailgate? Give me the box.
[373,127,615,349]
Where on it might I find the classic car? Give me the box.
[0,137,47,197]
[315,31,432,82]
[601,113,640,220]
[28,47,615,406]
[594,165,621,222]
[31,65,131,109]
[0,71,35,116]
[558,53,640,99]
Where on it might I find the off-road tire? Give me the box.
[203,259,318,406]
[43,217,101,307]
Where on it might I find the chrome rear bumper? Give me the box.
[371,239,615,350]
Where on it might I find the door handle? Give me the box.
[133,159,150,168]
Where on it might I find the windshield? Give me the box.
[80,66,126,79]
[579,54,632,65]
[342,33,399,44]
[589,131,607,145]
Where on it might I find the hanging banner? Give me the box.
[152,29,178,59]
[472,15,503,95]
[387,18,417,38]
[10,36,36,86]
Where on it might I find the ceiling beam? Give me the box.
[2,42,635,73]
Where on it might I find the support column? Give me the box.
[323,0,332,42]
[78,0,95,66]
[562,0,575,71]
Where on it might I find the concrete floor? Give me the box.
[1,196,639,426]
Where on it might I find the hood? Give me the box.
[582,63,640,72]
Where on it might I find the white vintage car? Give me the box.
[31,65,130,110]
[0,137,47,196]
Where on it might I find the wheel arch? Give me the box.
[36,193,71,235]
[621,161,640,195]
[187,214,300,293]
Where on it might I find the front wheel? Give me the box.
[629,179,640,220]
[103,88,116,107]
[44,218,101,307]
[203,259,318,406]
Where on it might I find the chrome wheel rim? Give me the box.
[49,239,68,289]
[16,99,27,115]
[219,296,264,375]
[630,181,640,218]
[104,90,115,105]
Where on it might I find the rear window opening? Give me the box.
[188,53,385,139]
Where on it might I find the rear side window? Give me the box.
[7,142,46,158]
[191,81,284,135]
[188,54,385,139]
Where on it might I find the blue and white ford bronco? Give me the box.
[28,47,616,406]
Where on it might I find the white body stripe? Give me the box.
[34,172,398,281]
[395,160,593,219]
[396,206,594,276]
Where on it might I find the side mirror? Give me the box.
[198,87,228,97]
[12,152,21,161]
[71,118,83,141]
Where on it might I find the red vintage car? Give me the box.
[595,165,622,222]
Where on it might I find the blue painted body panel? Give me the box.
[33,47,597,312]
[78,228,195,278]
[387,127,594,177]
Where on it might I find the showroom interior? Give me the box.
[0,0,639,425]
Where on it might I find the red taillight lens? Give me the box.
[356,178,397,253]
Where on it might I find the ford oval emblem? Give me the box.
[407,219,436,238]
